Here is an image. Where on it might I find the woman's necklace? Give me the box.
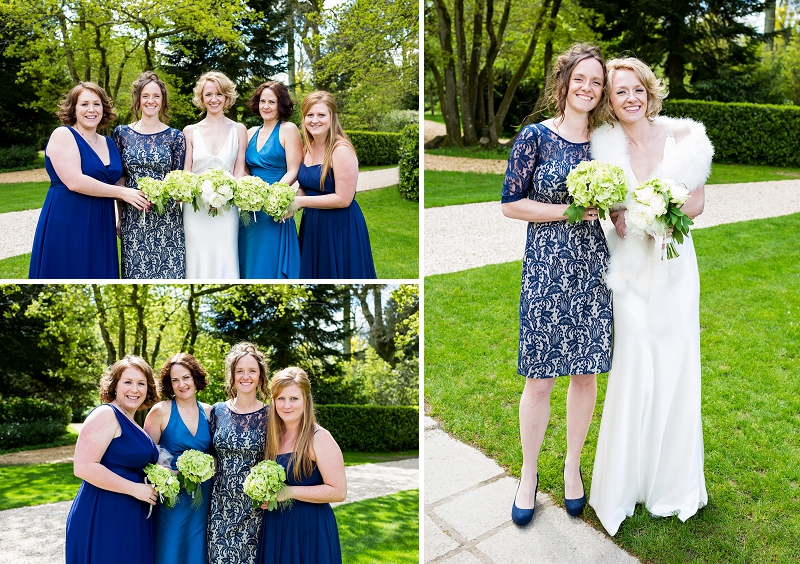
[79,131,100,144]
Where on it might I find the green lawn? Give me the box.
[0,181,49,213]
[425,213,800,563]
[0,185,419,280]
[336,489,419,563]
[342,451,419,466]
[0,463,81,511]
[424,164,800,208]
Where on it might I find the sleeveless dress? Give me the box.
[238,122,301,279]
[589,129,708,536]
[297,162,376,279]
[113,125,187,279]
[29,126,122,279]
[501,123,612,379]
[255,450,342,564]
[207,403,268,564]
[183,124,240,279]
[153,401,212,564]
[65,404,159,564]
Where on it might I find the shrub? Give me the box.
[0,420,68,450]
[398,124,419,202]
[662,99,800,167]
[346,131,401,166]
[314,405,418,452]
[0,398,72,425]
[0,145,38,170]
[375,110,419,133]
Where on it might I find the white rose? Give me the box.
[669,183,689,205]
[648,193,667,215]
[201,180,214,196]
[635,185,654,203]
[626,201,656,232]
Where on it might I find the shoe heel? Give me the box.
[564,467,586,517]
[511,473,538,526]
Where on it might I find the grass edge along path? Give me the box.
[424,213,800,563]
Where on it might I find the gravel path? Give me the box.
[425,179,800,276]
[0,169,49,184]
[0,167,399,261]
[0,458,419,564]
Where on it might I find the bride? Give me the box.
[183,71,247,279]
[588,57,713,536]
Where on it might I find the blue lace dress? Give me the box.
[501,123,612,378]
[113,125,186,279]
[207,403,268,564]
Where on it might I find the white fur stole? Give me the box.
[589,117,714,297]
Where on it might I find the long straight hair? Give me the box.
[265,367,318,481]
[299,91,355,191]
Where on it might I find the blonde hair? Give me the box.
[224,342,270,399]
[192,71,238,112]
[299,91,356,191]
[603,57,667,124]
[265,367,318,481]
[98,356,159,409]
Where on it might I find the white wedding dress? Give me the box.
[588,118,712,536]
[183,124,240,279]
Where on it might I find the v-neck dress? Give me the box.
[65,404,159,564]
[238,122,301,279]
[153,400,212,564]
[29,126,123,279]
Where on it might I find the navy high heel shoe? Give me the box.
[564,467,586,516]
[511,473,538,526]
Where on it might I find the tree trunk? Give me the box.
[432,0,463,147]
[765,0,776,51]
[287,0,296,94]
[92,285,116,365]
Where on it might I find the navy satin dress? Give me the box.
[297,163,376,279]
[29,126,123,279]
[65,405,158,564]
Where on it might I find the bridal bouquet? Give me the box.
[143,463,180,517]
[263,182,297,222]
[234,176,270,226]
[626,177,693,259]
[175,449,215,509]
[564,160,628,223]
[197,168,236,216]
[243,460,290,511]
[137,177,170,215]
[162,170,201,207]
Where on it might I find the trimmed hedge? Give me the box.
[346,131,401,166]
[0,398,71,449]
[0,145,38,170]
[398,123,419,202]
[315,405,418,452]
[662,99,800,167]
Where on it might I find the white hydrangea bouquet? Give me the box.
[234,176,270,226]
[263,182,298,222]
[143,463,180,517]
[243,459,291,511]
[564,160,628,223]
[175,449,215,509]
[197,168,236,216]
[626,178,693,259]
[162,170,201,207]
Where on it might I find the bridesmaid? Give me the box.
[144,353,212,564]
[255,367,346,564]
[113,72,187,279]
[295,91,376,279]
[207,342,269,564]
[239,81,302,279]
[182,71,247,279]
[29,82,149,278]
[65,356,160,564]
[500,44,612,526]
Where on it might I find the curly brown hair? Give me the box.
[56,82,117,129]
[224,342,270,399]
[246,82,294,121]
[99,356,159,409]
[130,71,171,123]
[157,353,209,400]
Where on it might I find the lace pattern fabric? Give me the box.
[502,124,613,378]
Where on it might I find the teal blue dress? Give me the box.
[153,401,212,564]
[238,122,301,279]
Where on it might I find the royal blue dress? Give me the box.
[297,163,376,279]
[255,452,342,564]
[29,126,123,279]
[501,123,612,379]
[238,122,300,279]
[65,404,158,564]
[153,401,212,564]
[113,125,187,279]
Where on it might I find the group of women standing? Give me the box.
[65,345,346,564]
[502,44,711,536]
[29,71,376,281]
